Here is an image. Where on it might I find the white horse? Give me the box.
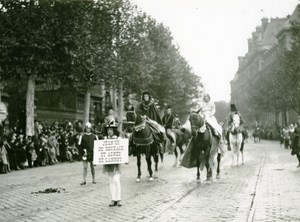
[229,114,244,166]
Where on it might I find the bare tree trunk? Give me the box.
[26,75,35,136]
[83,87,91,127]
[111,85,117,111]
[117,79,123,131]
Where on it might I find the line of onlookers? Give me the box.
[0,120,96,174]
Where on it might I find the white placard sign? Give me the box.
[0,102,8,121]
[93,139,129,165]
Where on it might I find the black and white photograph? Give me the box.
[0,0,300,221]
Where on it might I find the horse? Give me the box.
[181,112,220,183]
[229,114,244,166]
[130,115,165,182]
[165,127,192,167]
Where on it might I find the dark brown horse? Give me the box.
[130,115,165,182]
[181,112,220,183]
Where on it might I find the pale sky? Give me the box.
[130,0,299,102]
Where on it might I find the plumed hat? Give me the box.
[103,119,119,136]
[104,119,118,129]
[230,104,237,112]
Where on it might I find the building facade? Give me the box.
[230,5,299,127]
[1,79,124,131]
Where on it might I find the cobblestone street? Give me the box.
[1,140,300,222]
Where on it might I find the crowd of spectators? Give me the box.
[0,120,97,174]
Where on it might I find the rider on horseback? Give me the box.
[193,93,224,153]
[172,114,181,129]
[135,91,162,124]
[228,104,244,132]
[227,104,245,149]
[135,91,165,145]
[162,106,176,149]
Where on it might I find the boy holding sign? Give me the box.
[102,121,122,207]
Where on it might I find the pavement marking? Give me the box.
[246,152,266,222]
[150,181,200,222]
[150,150,234,222]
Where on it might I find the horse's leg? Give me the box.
[196,159,201,183]
[173,146,178,167]
[230,135,235,166]
[179,145,184,162]
[206,161,212,184]
[241,149,244,165]
[154,153,159,174]
[236,141,240,166]
[216,153,221,179]
[146,156,154,181]
[136,153,142,182]
[159,149,164,169]
[241,140,244,165]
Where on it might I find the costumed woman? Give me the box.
[291,116,300,168]
[195,93,224,151]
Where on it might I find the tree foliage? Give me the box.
[0,0,202,125]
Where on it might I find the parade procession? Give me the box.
[1,1,300,222]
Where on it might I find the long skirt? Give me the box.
[206,116,223,137]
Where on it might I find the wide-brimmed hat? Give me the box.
[230,104,237,112]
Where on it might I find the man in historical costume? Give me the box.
[135,91,165,142]
[172,114,181,129]
[227,104,245,150]
[78,122,98,185]
[162,106,176,151]
[291,116,300,168]
[135,91,162,125]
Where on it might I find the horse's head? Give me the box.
[132,115,153,145]
[134,115,146,131]
[189,112,205,136]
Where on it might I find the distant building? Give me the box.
[230,5,300,127]
[2,79,124,131]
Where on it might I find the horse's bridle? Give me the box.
[190,113,206,135]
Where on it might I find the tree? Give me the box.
[0,0,58,135]
[117,11,202,115]
[0,0,202,129]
